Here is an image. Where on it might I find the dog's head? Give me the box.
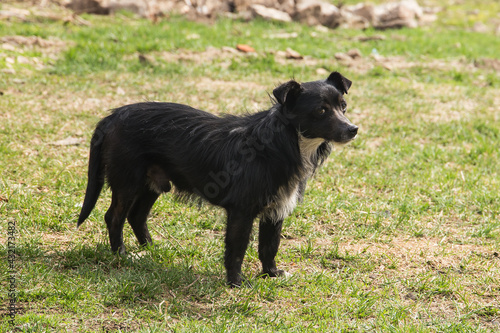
[273,72,358,144]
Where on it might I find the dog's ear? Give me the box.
[326,71,352,95]
[273,80,302,106]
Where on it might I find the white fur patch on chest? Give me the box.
[262,183,300,222]
[299,135,325,176]
[261,135,326,223]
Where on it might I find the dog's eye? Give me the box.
[316,108,326,117]
[341,101,347,113]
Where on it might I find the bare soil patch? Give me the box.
[1,35,70,50]
[335,50,477,74]
[1,35,73,72]
[340,236,497,270]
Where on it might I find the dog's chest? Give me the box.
[262,136,325,222]
[299,136,325,175]
[262,183,300,222]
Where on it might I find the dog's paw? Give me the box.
[227,273,250,288]
[228,279,253,288]
[111,245,127,256]
[260,269,291,279]
[228,281,241,288]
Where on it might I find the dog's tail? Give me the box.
[77,118,109,227]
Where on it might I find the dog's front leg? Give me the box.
[258,217,286,278]
[224,210,255,287]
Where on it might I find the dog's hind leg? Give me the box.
[105,191,133,255]
[258,218,286,278]
[127,189,159,247]
[224,209,256,287]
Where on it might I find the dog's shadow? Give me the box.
[14,241,227,310]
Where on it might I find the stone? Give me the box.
[65,0,109,15]
[0,7,31,20]
[343,0,424,30]
[107,0,151,17]
[347,48,362,59]
[343,3,376,24]
[315,67,329,75]
[372,0,422,29]
[334,52,352,62]
[66,0,161,18]
[295,0,341,28]
[64,0,431,30]
[285,48,303,59]
[189,0,233,17]
[233,0,294,14]
[339,9,370,30]
[250,4,291,22]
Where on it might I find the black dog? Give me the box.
[78,71,358,287]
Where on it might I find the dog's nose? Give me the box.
[349,125,358,135]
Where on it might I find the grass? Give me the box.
[1,0,500,331]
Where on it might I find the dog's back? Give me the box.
[100,102,304,214]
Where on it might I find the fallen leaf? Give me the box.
[236,44,256,53]
[50,137,82,146]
